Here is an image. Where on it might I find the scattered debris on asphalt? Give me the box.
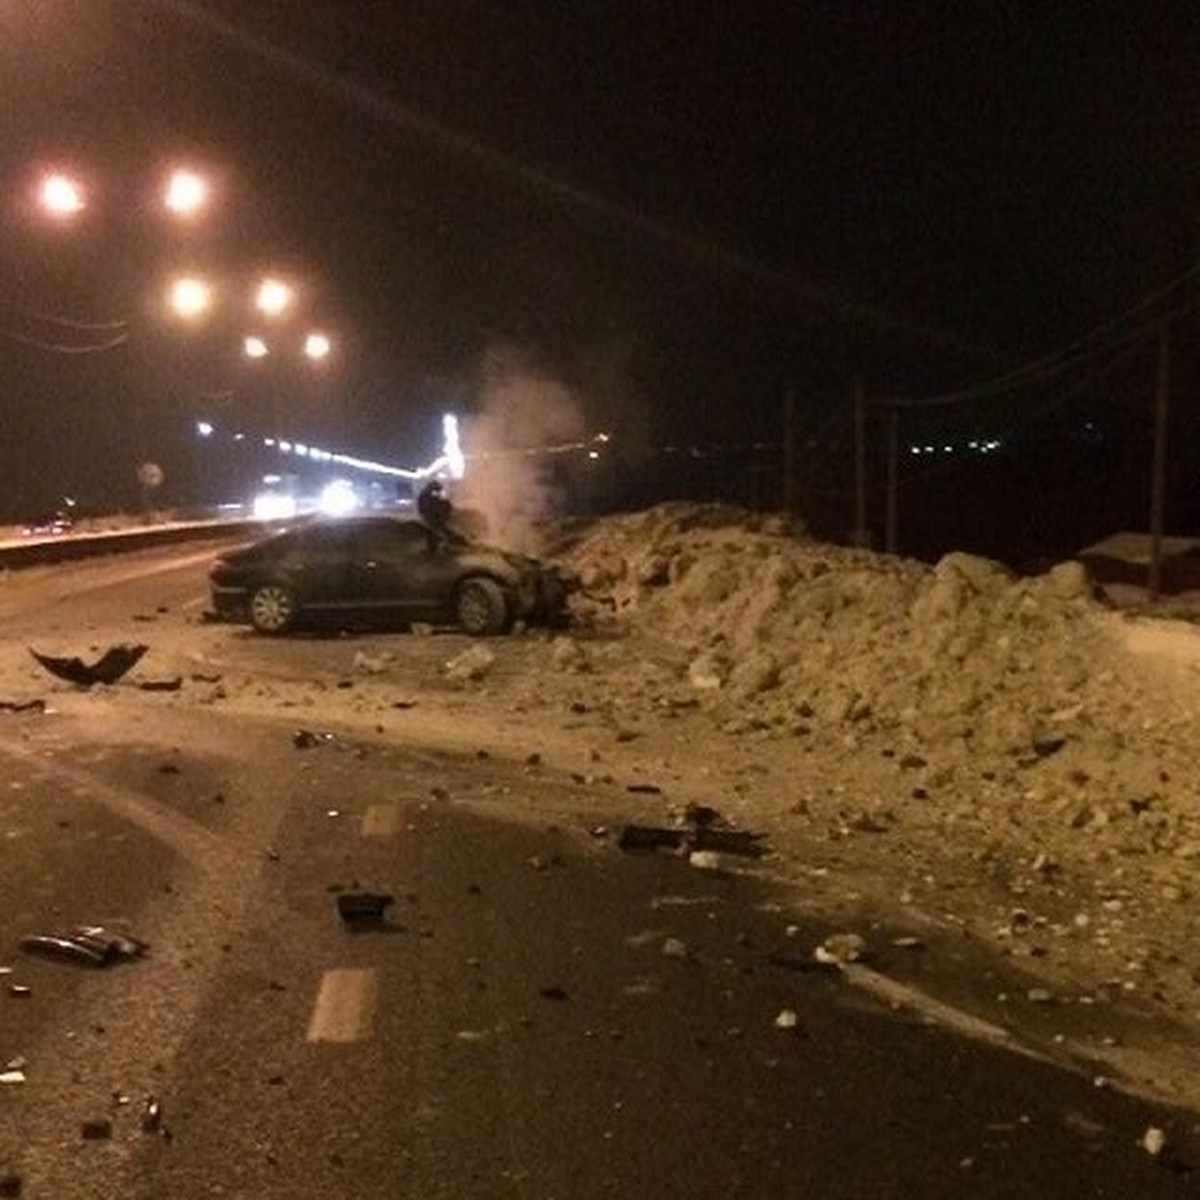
[815,933,868,965]
[0,1058,26,1085]
[0,699,45,713]
[28,643,148,687]
[142,1095,167,1137]
[617,823,767,858]
[687,850,724,872]
[293,728,335,749]
[773,1008,800,1030]
[0,1170,21,1197]
[539,985,571,1001]
[138,677,183,692]
[1141,1127,1168,1158]
[336,892,394,925]
[18,925,148,968]
[445,645,496,682]
[80,1118,113,1141]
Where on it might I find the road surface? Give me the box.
[0,541,1196,1197]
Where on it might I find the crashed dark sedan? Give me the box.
[208,516,573,636]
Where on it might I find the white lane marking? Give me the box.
[361,803,403,836]
[307,968,379,1043]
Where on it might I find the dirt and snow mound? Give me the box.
[545,503,1167,761]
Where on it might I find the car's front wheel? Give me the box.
[455,577,509,636]
[248,582,298,635]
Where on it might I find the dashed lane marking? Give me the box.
[307,968,379,1043]
[361,802,403,836]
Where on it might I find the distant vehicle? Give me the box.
[208,516,574,636]
[22,509,75,537]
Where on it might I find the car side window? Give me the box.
[356,521,432,560]
[292,526,352,562]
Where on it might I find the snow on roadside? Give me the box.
[537,503,1200,1086]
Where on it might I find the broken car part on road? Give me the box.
[18,925,148,968]
[28,643,149,687]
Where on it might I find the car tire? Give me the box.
[455,577,509,636]
[248,582,298,635]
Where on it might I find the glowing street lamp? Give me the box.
[255,278,293,318]
[168,276,212,319]
[243,335,269,359]
[303,331,331,360]
[163,168,209,217]
[39,171,85,218]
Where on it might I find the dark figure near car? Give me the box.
[417,480,452,531]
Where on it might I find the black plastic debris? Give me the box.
[683,802,721,828]
[618,825,684,852]
[81,1118,113,1141]
[139,677,183,693]
[29,643,148,687]
[19,926,148,968]
[617,823,768,858]
[0,699,45,714]
[539,985,570,1002]
[626,783,662,795]
[336,892,394,925]
[0,1170,22,1197]
[141,1096,164,1134]
[293,729,335,750]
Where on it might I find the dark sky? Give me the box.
[1,2,1198,515]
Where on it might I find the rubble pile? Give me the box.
[546,503,1200,855]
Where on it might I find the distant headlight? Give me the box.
[253,493,296,520]
[318,479,358,517]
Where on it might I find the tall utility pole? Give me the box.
[1148,322,1170,599]
[852,375,869,546]
[885,405,899,554]
[781,386,797,515]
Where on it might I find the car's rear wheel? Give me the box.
[455,577,509,636]
[249,582,298,635]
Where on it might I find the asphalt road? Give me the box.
[1,542,1198,1198]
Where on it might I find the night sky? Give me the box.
[1,3,1198,552]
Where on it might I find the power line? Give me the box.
[0,296,128,333]
[1,327,129,354]
[875,263,1200,410]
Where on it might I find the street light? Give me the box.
[255,278,293,317]
[243,335,269,359]
[168,276,212,319]
[163,168,209,217]
[303,331,331,360]
[39,171,85,218]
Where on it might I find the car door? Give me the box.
[346,519,450,620]
[281,523,357,612]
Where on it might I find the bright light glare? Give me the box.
[40,172,85,217]
[319,479,358,517]
[196,420,214,437]
[442,413,465,479]
[169,277,212,319]
[244,335,269,359]
[164,168,209,216]
[255,278,293,317]
[303,332,331,360]
[253,492,296,520]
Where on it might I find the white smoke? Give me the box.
[456,344,587,550]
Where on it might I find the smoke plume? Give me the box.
[457,344,587,550]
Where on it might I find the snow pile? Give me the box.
[545,503,1200,821]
